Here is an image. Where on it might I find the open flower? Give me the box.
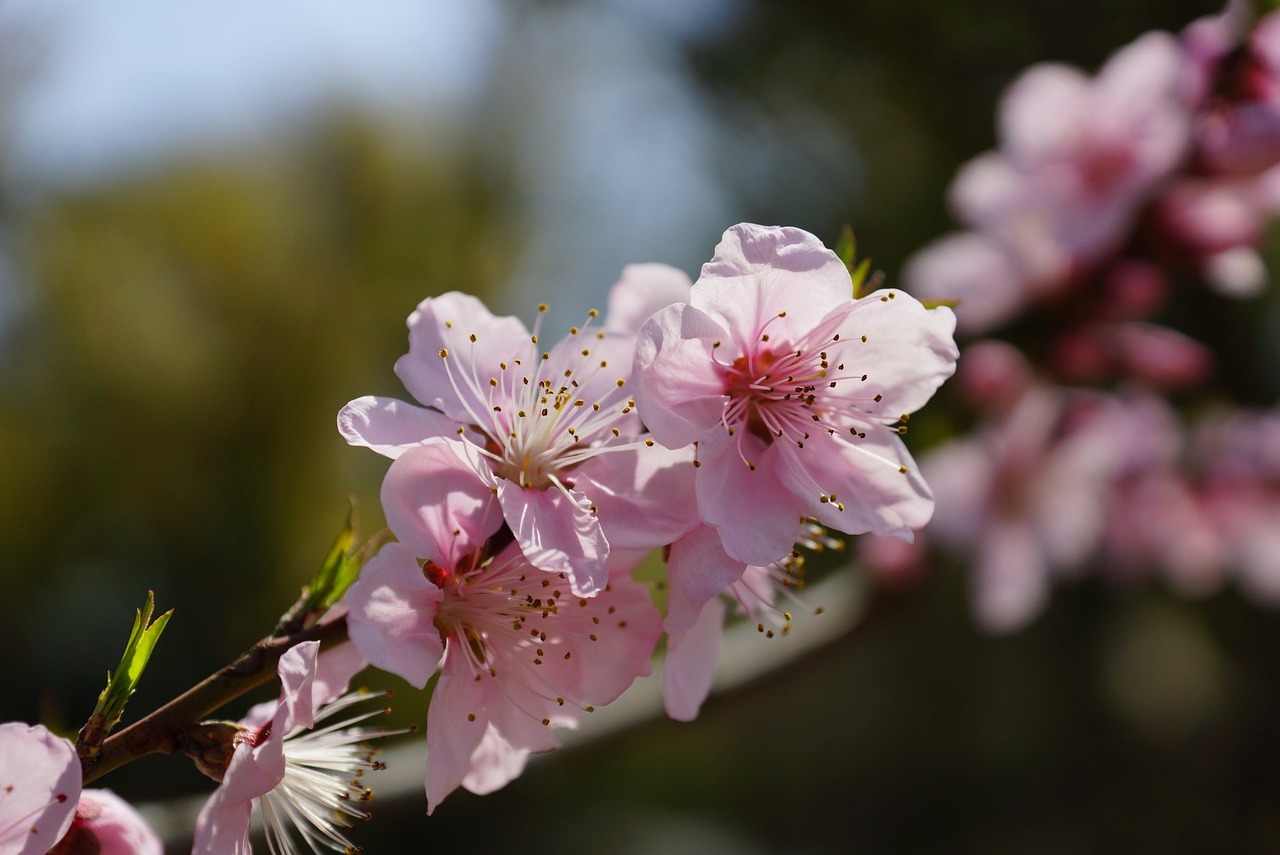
[0,722,80,855]
[634,223,957,589]
[342,437,663,812]
[192,640,391,855]
[339,266,695,597]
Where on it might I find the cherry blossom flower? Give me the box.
[338,265,696,597]
[48,790,162,855]
[633,223,958,583]
[0,722,80,855]
[192,640,392,855]
[342,437,663,812]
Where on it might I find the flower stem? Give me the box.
[81,613,349,784]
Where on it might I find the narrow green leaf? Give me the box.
[834,224,856,273]
[306,499,361,611]
[93,591,173,733]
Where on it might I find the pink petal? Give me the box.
[498,481,609,597]
[694,429,806,566]
[902,232,1029,335]
[693,224,852,349]
[308,642,367,711]
[424,671,495,814]
[972,519,1050,634]
[277,640,321,732]
[605,262,693,335]
[460,726,530,798]
[192,786,253,855]
[0,723,80,855]
[344,542,445,689]
[336,396,455,458]
[841,289,958,418]
[576,442,698,550]
[395,291,530,422]
[783,426,935,540]
[381,439,505,562]
[666,524,748,631]
[633,302,729,448]
[662,596,726,721]
[70,790,163,855]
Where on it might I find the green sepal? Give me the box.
[306,498,362,610]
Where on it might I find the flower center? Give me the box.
[437,306,638,491]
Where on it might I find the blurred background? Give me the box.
[6,0,1280,852]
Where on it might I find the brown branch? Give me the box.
[82,614,349,784]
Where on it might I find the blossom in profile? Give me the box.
[192,641,391,855]
[633,223,957,596]
[338,265,696,597]
[342,437,663,812]
[49,789,162,855]
[0,722,80,855]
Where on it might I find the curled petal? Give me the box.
[336,396,455,459]
[498,481,609,597]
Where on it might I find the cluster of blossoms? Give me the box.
[336,222,957,808]
[871,4,1280,632]
[0,224,957,851]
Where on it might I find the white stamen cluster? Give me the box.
[254,693,402,855]
[436,305,649,496]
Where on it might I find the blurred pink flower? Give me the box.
[926,386,1181,632]
[342,438,662,812]
[953,31,1191,270]
[634,223,957,574]
[0,722,80,855]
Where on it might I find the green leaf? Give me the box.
[93,591,173,733]
[306,499,362,610]
[834,224,856,273]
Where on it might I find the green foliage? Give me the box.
[305,499,364,612]
[88,591,173,741]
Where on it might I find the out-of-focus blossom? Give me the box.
[342,438,662,812]
[192,641,389,855]
[339,265,694,597]
[953,32,1192,274]
[634,224,957,610]
[49,790,162,855]
[0,723,80,855]
[926,386,1181,632]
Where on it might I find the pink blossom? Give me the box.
[0,723,80,855]
[49,790,161,855]
[342,437,662,812]
[339,268,695,597]
[633,224,958,588]
[901,231,1037,335]
[192,640,384,855]
[951,32,1192,272]
[925,386,1180,632]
